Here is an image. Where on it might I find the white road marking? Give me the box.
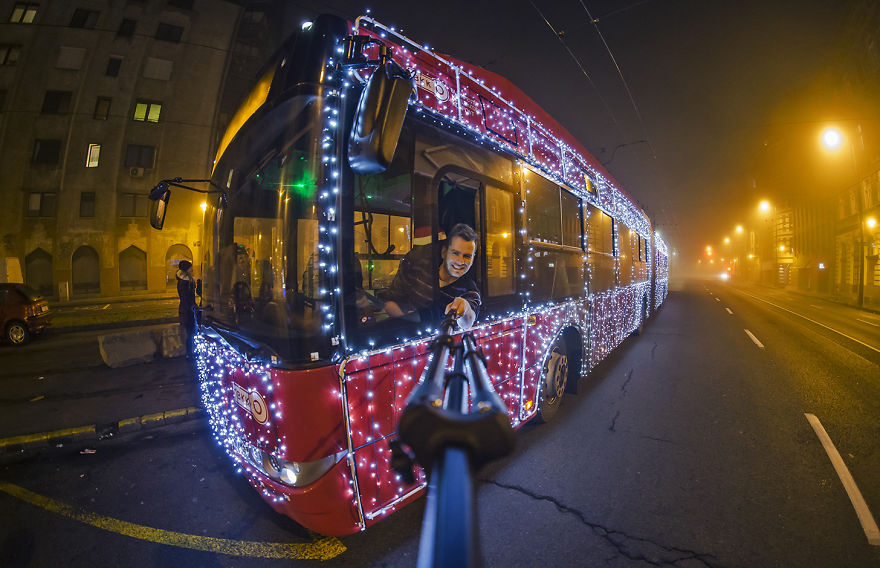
[856,318,880,327]
[809,304,823,309]
[736,291,880,354]
[804,414,880,546]
[744,329,764,349]
[714,297,721,302]
[725,308,733,315]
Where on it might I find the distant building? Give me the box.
[0,0,277,300]
[830,1,880,306]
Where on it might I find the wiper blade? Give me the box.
[201,318,279,363]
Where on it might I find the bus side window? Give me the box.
[585,204,616,292]
[524,170,584,302]
[485,184,515,296]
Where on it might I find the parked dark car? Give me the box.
[0,283,51,346]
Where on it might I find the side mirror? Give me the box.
[348,60,414,175]
[149,187,171,230]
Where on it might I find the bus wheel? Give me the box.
[536,337,568,423]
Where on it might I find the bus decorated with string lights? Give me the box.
[150,14,668,536]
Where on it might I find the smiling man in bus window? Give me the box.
[383,223,481,330]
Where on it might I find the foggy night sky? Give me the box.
[284,0,864,269]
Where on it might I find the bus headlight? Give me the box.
[259,449,346,488]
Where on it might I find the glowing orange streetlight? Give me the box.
[821,127,844,151]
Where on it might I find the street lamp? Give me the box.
[821,127,843,151]
[821,125,866,305]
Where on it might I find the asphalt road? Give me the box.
[1,280,879,567]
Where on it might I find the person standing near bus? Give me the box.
[384,223,480,329]
[176,259,198,358]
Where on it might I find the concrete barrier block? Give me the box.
[160,325,186,359]
[98,329,158,368]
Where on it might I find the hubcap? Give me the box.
[9,324,25,344]
[543,348,568,403]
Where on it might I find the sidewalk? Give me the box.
[50,295,178,332]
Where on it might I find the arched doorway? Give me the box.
[25,248,53,296]
[72,246,100,295]
[165,244,192,288]
[119,245,147,290]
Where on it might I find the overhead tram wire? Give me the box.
[527,0,622,135]
[578,0,657,161]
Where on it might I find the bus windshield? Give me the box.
[200,96,327,363]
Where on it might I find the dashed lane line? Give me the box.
[0,483,347,559]
[725,308,733,315]
[856,318,880,327]
[737,291,880,355]
[804,414,880,546]
[744,329,765,349]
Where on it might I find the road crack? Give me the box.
[480,479,723,567]
[609,410,620,432]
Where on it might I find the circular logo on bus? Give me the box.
[250,391,268,424]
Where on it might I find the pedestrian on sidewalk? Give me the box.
[176,259,198,358]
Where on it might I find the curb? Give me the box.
[0,406,205,454]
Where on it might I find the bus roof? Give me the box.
[353,16,651,237]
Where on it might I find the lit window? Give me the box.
[0,44,22,66]
[10,3,38,24]
[86,143,101,167]
[133,101,162,123]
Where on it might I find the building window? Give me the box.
[117,18,136,38]
[27,192,57,217]
[10,3,38,23]
[86,143,101,167]
[79,192,96,217]
[143,57,172,80]
[124,144,155,168]
[41,90,72,114]
[32,139,61,165]
[155,23,183,43]
[106,56,122,77]
[69,8,98,29]
[120,193,149,217]
[57,46,86,70]
[133,101,162,123]
[0,44,21,66]
[94,97,111,120]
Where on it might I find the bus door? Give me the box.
[421,135,524,422]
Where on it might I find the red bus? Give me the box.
[154,14,669,536]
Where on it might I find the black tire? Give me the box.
[535,336,568,423]
[6,321,30,346]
